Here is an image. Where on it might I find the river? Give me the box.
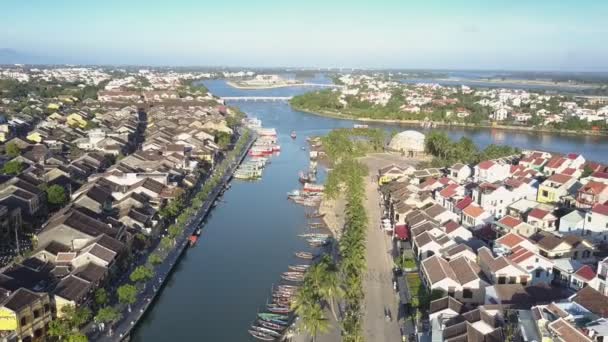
[132,76,608,342]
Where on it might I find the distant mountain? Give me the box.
[0,48,64,65]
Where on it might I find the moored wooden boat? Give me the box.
[295,252,313,259]
[258,320,286,331]
[248,329,275,341]
[251,325,282,337]
[258,313,289,321]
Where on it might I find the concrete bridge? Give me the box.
[221,96,293,102]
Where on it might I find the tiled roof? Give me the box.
[498,216,522,229]
[477,160,495,170]
[496,232,525,248]
[574,265,596,282]
[463,204,485,218]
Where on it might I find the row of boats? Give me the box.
[236,118,279,180]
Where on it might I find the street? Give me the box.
[361,176,402,342]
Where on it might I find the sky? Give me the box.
[2,0,608,71]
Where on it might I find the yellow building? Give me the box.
[66,113,88,129]
[47,112,63,122]
[46,103,60,111]
[0,288,52,341]
[26,132,43,143]
[537,174,575,204]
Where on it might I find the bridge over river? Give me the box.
[220,96,293,102]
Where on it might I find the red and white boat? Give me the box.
[272,144,281,152]
[303,183,324,193]
[249,146,273,156]
[256,128,277,137]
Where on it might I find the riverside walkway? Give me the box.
[89,133,255,341]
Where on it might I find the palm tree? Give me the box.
[317,261,344,321]
[299,302,329,342]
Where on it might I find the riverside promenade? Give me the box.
[90,133,255,341]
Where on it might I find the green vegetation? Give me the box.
[46,184,68,206]
[47,305,92,341]
[117,284,138,311]
[4,142,21,158]
[319,128,376,341]
[291,256,340,341]
[95,306,121,335]
[130,265,154,284]
[290,87,608,133]
[94,288,108,306]
[215,131,232,149]
[423,131,519,167]
[1,160,23,175]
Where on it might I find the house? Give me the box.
[544,157,570,176]
[413,231,454,259]
[435,184,464,209]
[478,247,530,285]
[429,299,505,342]
[472,183,514,219]
[526,207,558,232]
[448,163,472,184]
[424,203,458,224]
[494,215,536,237]
[442,220,473,243]
[0,288,52,341]
[559,210,586,237]
[71,183,113,214]
[547,318,593,342]
[529,232,595,261]
[571,286,608,318]
[474,161,510,183]
[461,204,493,230]
[53,275,93,314]
[537,173,578,204]
[507,245,554,285]
[570,265,596,291]
[582,204,608,243]
[0,176,45,217]
[378,164,407,185]
[591,257,608,296]
[576,181,608,209]
[421,255,488,304]
[485,283,568,309]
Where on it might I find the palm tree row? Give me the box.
[291,255,343,342]
[320,129,371,342]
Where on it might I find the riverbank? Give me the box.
[227,80,303,90]
[290,104,608,137]
[90,131,255,342]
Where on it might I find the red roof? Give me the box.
[477,160,495,170]
[591,171,608,179]
[443,220,461,234]
[508,245,535,264]
[567,153,580,160]
[574,265,596,282]
[498,215,523,228]
[562,168,577,176]
[528,208,550,220]
[455,196,473,211]
[463,204,485,218]
[548,173,572,184]
[497,232,525,248]
[439,184,459,198]
[592,204,608,216]
[546,157,567,169]
[581,181,608,195]
[394,224,409,240]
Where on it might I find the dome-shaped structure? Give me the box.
[389,130,425,153]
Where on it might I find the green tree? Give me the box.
[48,319,71,340]
[95,306,121,335]
[130,265,154,283]
[95,288,108,306]
[317,258,344,321]
[148,253,163,266]
[5,142,21,158]
[117,284,138,312]
[2,160,23,175]
[67,333,88,342]
[46,184,68,206]
[299,302,329,342]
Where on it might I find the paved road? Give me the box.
[362,175,402,342]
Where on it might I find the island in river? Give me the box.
[228,74,303,89]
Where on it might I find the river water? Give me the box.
[132,76,608,342]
